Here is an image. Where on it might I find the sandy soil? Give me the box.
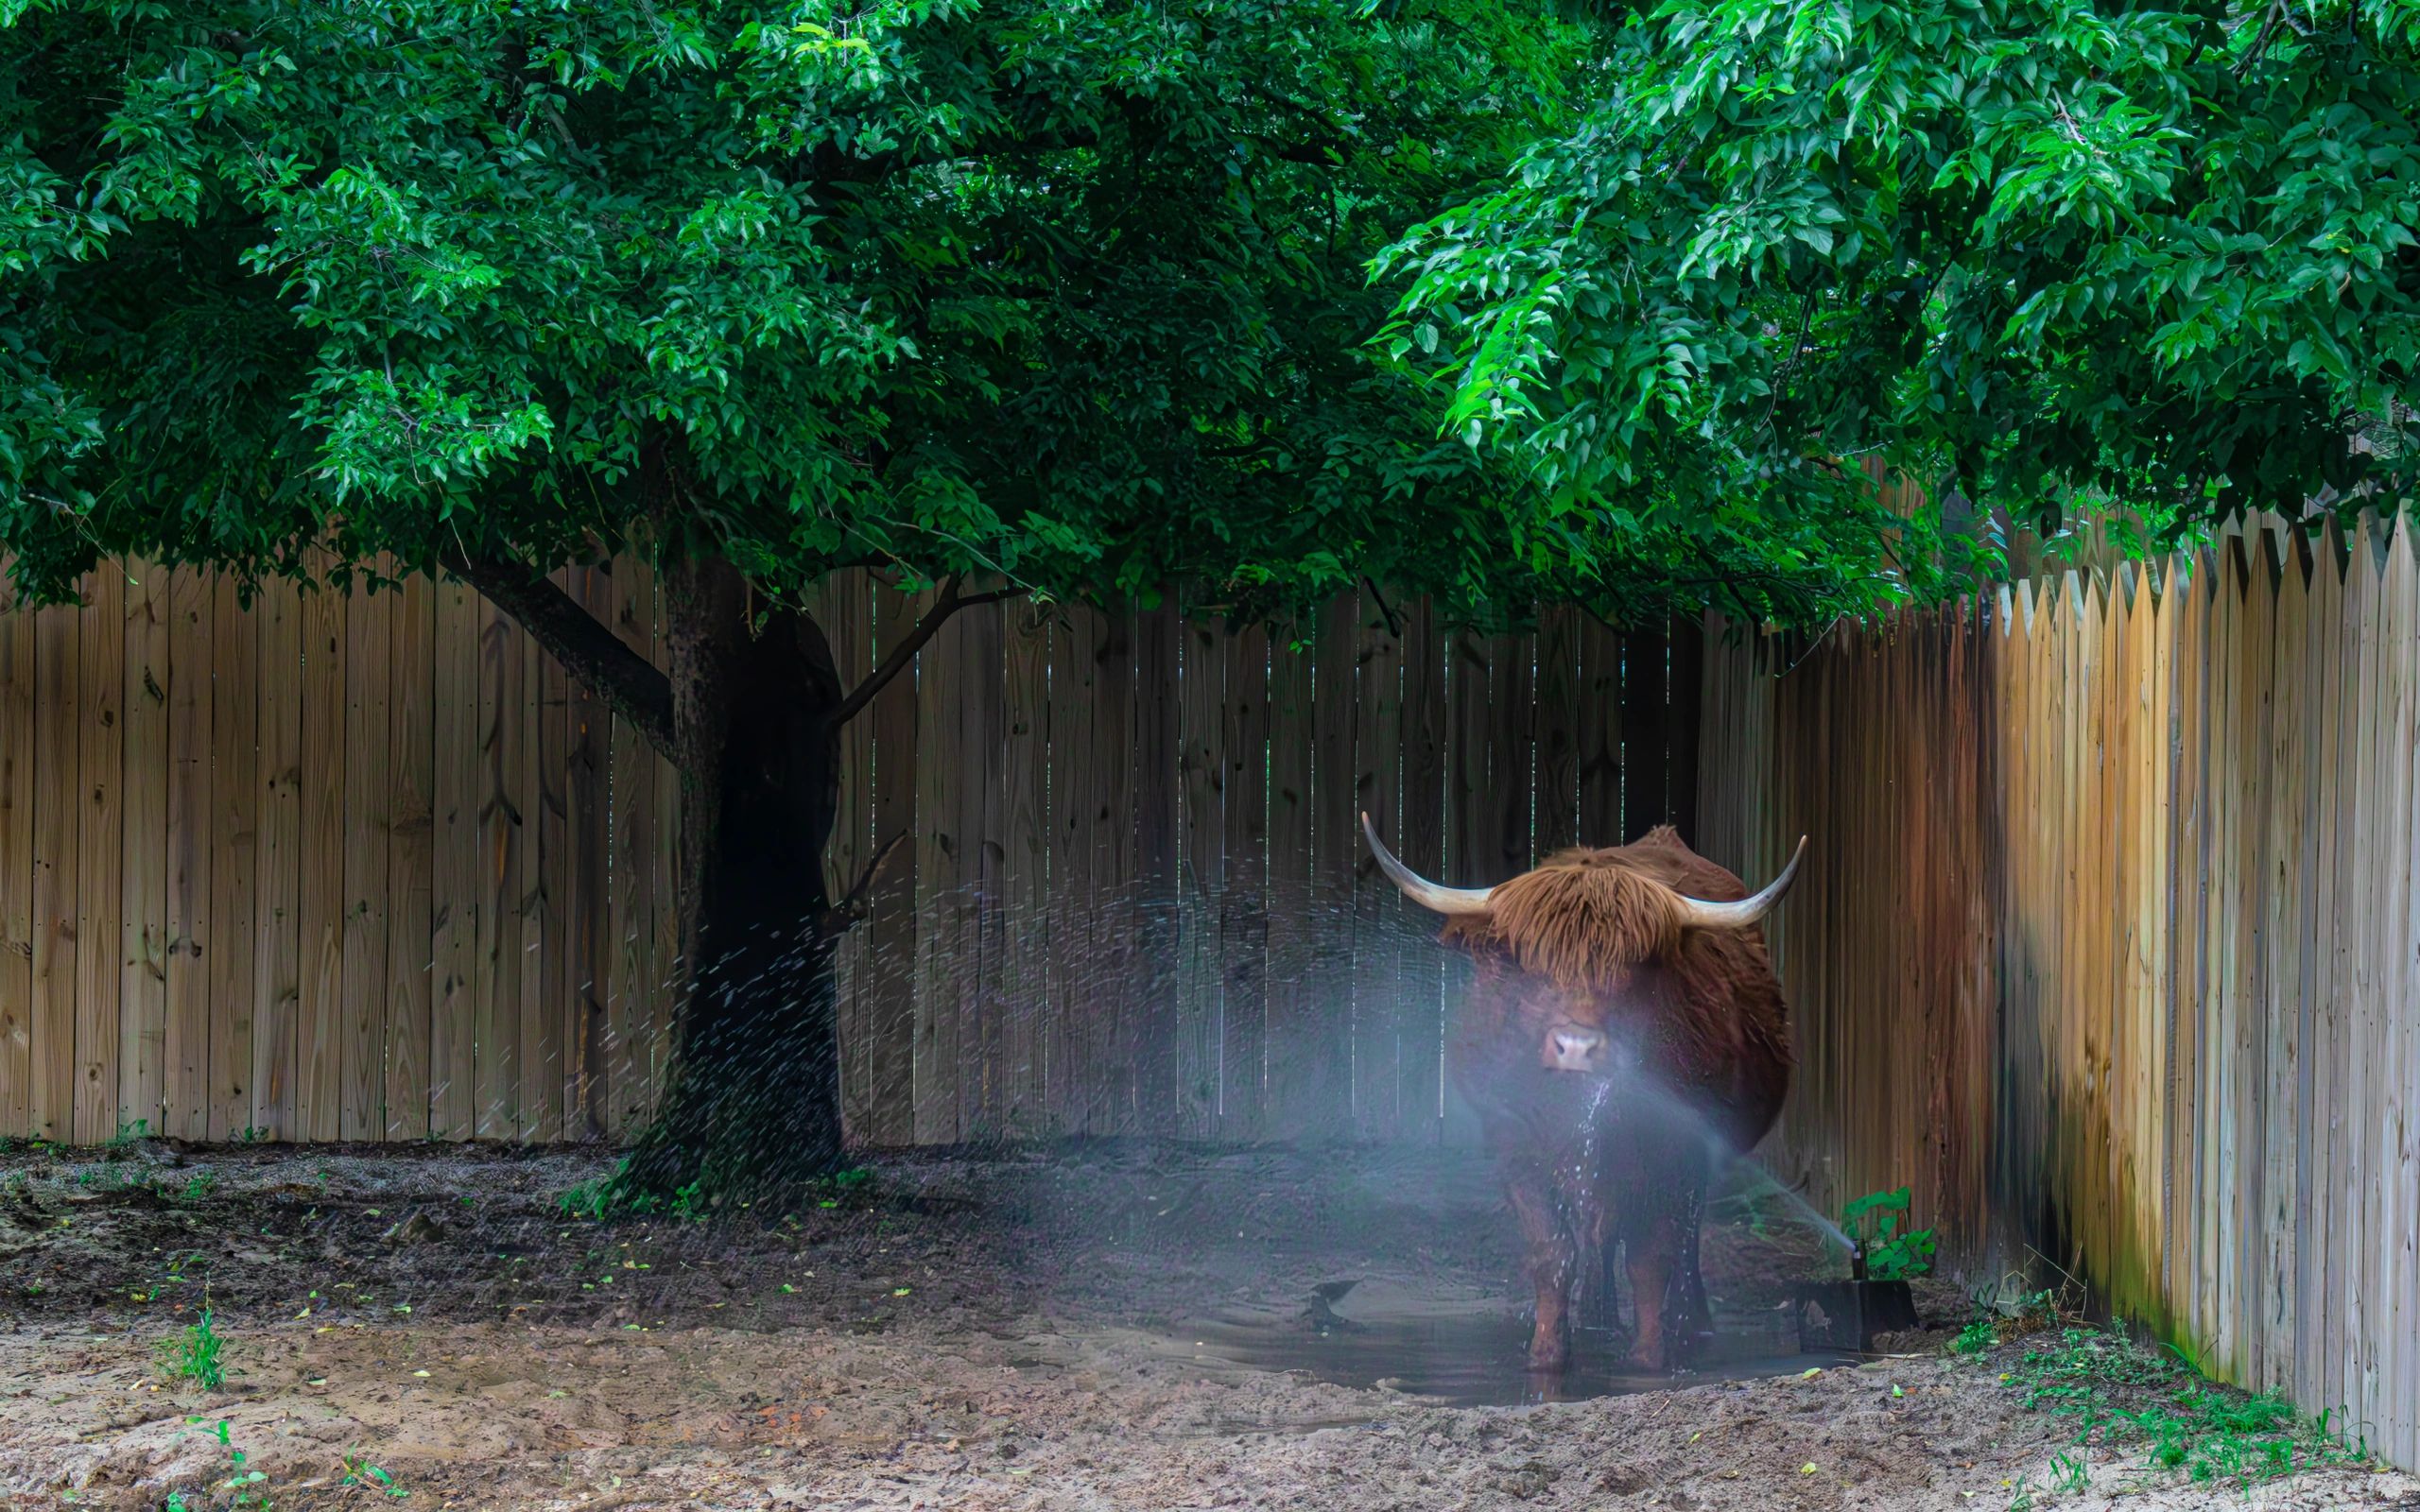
[2,1142,2411,1511]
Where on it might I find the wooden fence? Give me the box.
[1700,517,2420,1469]
[0,560,1702,1146]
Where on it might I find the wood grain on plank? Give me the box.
[73,566,124,1143]
[430,576,480,1140]
[385,574,435,1140]
[0,564,29,1138]
[162,570,213,1140]
[118,562,168,1134]
[27,595,77,1140]
[295,574,346,1142]
[338,579,393,1141]
[210,574,263,1141]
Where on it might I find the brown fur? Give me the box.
[1432,826,1797,1375]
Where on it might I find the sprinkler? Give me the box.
[1794,1240,1916,1354]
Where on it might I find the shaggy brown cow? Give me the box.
[1362,814,1805,1375]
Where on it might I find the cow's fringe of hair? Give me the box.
[1443,853,1686,991]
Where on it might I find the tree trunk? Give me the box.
[614,556,850,1208]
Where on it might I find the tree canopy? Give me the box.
[3,0,1609,627]
[1385,0,2420,590]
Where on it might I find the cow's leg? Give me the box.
[1505,1164,1578,1371]
[1661,1136,1717,1349]
[1621,1208,1681,1372]
[1676,1212,1713,1340]
[1586,1220,1626,1332]
[1572,1179,1619,1334]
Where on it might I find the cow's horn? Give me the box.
[1360,812,1495,917]
[1672,836,1808,931]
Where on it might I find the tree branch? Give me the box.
[443,551,678,764]
[1362,575,1403,640]
[826,575,1018,732]
[818,830,911,937]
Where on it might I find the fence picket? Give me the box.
[431,577,480,1140]
[120,563,169,1133]
[0,568,27,1140]
[163,570,210,1141]
[211,576,263,1143]
[1220,621,1270,1141]
[32,595,78,1142]
[1351,593,1404,1140]
[339,580,392,1142]
[73,566,124,1143]
[385,576,435,1140]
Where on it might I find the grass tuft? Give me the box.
[159,1307,227,1391]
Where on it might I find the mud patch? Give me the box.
[1136,1276,1858,1406]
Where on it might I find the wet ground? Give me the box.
[1,1141,2411,1510]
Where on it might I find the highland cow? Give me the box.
[1363,814,1805,1373]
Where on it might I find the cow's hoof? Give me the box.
[1525,1338,1569,1373]
[1620,1345,1667,1374]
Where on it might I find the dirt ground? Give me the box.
[2,1141,2411,1511]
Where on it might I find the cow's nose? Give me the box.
[1546,1026,1608,1072]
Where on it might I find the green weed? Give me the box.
[2000,1324,2367,1490]
[560,1160,731,1224]
[180,1171,218,1203]
[160,1308,227,1391]
[1952,1314,1998,1356]
[341,1452,408,1498]
[557,1172,614,1221]
[1952,1281,2060,1355]
[165,1418,271,1510]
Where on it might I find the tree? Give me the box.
[2,0,1603,1198]
[1381,0,2420,571]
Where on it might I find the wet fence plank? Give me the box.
[1220,621,1270,1143]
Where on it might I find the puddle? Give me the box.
[1151,1278,1854,1407]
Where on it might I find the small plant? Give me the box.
[556,1173,614,1221]
[341,1453,408,1498]
[180,1171,218,1203]
[234,1125,268,1143]
[160,1307,227,1391]
[2048,1449,2090,1493]
[165,1419,271,1510]
[1952,1314,1998,1356]
[1841,1186,1936,1280]
[560,1160,717,1224]
[107,1117,151,1153]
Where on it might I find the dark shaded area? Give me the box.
[0,1141,1887,1369]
